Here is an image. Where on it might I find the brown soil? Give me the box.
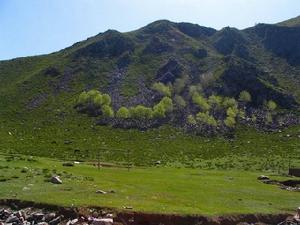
[0,199,293,225]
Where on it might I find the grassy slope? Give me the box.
[0,155,299,215]
[0,104,299,170]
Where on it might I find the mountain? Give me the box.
[277,15,300,27]
[0,18,300,135]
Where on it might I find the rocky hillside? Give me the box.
[0,17,299,134]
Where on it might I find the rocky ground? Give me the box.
[0,200,299,225]
[0,205,115,225]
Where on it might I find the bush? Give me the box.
[239,90,251,103]
[222,97,237,108]
[153,97,173,118]
[102,105,114,118]
[187,115,197,125]
[102,94,112,106]
[77,89,108,108]
[153,104,166,118]
[87,89,102,98]
[152,82,171,97]
[192,93,210,112]
[196,112,217,126]
[160,97,173,112]
[188,85,202,97]
[208,95,223,108]
[130,105,153,119]
[224,116,236,128]
[78,91,89,105]
[226,107,238,118]
[93,94,103,107]
[266,100,277,111]
[174,95,186,109]
[116,107,130,119]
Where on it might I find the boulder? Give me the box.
[49,216,61,225]
[62,162,74,167]
[0,209,11,220]
[257,175,270,180]
[45,213,56,222]
[96,190,107,194]
[5,215,20,224]
[50,176,62,184]
[92,218,113,225]
[32,212,45,222]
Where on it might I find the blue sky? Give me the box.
[0,0,299,60]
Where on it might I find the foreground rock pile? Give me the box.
[0,203,299,225]
[0,207,114,225]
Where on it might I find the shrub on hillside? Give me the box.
[239,90,252,103]
[152,82,172,97]
[192,93,210,112]
[196,112,217,127]
[116,107,130,119]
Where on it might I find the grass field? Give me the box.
[1,111,300,170]
[0,154,299,215]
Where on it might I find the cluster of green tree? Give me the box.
[187,92,242,128]
[77,90,114,117]
[77,83,278,130]
[116,97,173,120]
[77,89,174,120]
[186,89,277,129]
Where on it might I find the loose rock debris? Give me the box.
[0,200,299,225]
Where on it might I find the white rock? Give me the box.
[92,218,113,225]
[257,175,270,180]
[50,176,62,184]
[96,190,107,194]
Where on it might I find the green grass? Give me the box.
[1,107,299,170]
[0,155,299,215]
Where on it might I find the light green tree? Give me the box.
[224,116,236,128]
[152,97,173,118]
[93,94,103,107]
[102,105,114,118]
[208,95,223,110]
[153,104,166,118]
[192,93,210,112]
[130,105,153,119]
[187,115,197,125]
[239,90,252,103]
[116,107,130,119]
[196,112,217,127]
[102,94,112,106]
[222,97,238,108]
[152,82,171,97]
[226,107,238,118]
[266,100,277,111]
[78,91,89,105]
